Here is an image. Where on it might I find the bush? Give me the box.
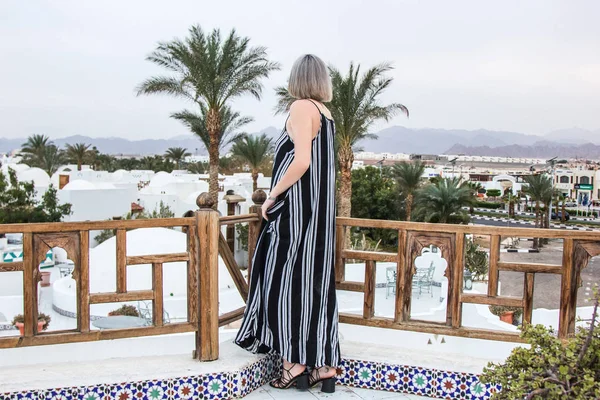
[475,201,503,209]
[489,305,523,320]
[486,189,502,198]
[481,289,600,399]
[236,224,249,252]
[108,305,140,317]
[465,238,488,281]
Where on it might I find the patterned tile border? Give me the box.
[0,354,500,400]
[0,354,280,400]
[337,358,501,400]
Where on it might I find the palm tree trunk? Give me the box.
[207,108,221,210]
[406,193,413,221]
[338,145,354,251]
[251,170,258,193]
[533,200,540,249]
[561,201,566,223]
[77,161,82,171]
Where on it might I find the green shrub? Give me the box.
[481,289,600,399]
[489,305,523,320]
[465,238,488,281]
[475,201,503,209]
[236,224,249,252]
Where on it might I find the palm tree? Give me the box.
[467,182,484,214]
[231,134,273,191]
[137,25,279,207]
[391,161,425,221]
[414,178,474,224]
[40,145,64,175]
[187,161,208,174]
[523,174,553,248]
[171,106,251,156]
[276,62,408,222]
[21,134,52,167]
[164,147,191,169]
[65,143,93,171]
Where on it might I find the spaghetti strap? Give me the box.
[305,99,323,116]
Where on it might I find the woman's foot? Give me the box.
[269,361,308,390]
[309,365,337,390]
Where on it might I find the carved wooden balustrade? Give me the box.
[333,217,600,341]
[1,190,599,364]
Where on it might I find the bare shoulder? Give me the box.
[289,99,320,119]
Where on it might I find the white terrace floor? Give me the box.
[246,384,434,399]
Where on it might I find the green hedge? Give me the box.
[475,201,503,209]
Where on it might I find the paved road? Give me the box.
[471,216,600,232]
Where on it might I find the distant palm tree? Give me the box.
[414,178,474,224]
[40,145,65,176]
[276,62,408,223]
[231,134,273,191]
[137,25,279,207]
[171,106,251,155]
[164,147,191,169]
[21,134,52,167]
[467,181,484,214]
[187,161,208,175]
[391,161,425,221]
[65,143,93,171]
[523,174,553,248]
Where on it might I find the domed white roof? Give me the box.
[17,167,50,187]
[149,171,178,188]
[62,179,96,191]
[111,169,128,181]
[1,163,30,174]
[89,228,235,294]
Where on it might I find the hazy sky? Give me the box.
[1,0,599,140]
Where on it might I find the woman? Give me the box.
[234,54,340,393]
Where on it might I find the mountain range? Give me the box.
[1,127,598,159]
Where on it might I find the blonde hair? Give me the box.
[288,54,332,102]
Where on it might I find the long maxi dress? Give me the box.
[234,102,340,368]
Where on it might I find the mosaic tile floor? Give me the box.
[245,385,435,399]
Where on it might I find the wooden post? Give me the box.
[451,233,465,328]
[363,260,376,319]
[152,262,164,327]
[523,272,534,325]
[22,232,35,337]
[116,229,127,293]
[187,225,199,326]
[488,235,500,297]
[195,192,220,361]
[394,229,407,323]
[247,190,266,279]
[559,238,574,338]
[78,231,90,332]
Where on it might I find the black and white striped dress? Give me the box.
[234,101,340,368]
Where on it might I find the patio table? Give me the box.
[92,316,149,330]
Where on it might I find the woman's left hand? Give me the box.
[261,198,275,221]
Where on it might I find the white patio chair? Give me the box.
[385,267,396,299]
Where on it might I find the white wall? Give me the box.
[59,187,137,222]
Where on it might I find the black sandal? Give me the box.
[269,363,309,390]
[308,367,336,393]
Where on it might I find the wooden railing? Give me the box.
[1,190,599,363]
[0,193,254,361]
[333,217,600,342]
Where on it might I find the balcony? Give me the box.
[1,191,599,399]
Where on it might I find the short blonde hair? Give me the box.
[288,54,332,102]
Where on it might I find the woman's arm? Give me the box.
[262,100,319,220]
